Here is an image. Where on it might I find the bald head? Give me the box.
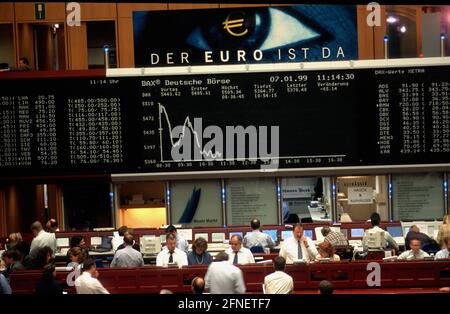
[192,277,205,294]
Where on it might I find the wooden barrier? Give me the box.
[8,260,450,294]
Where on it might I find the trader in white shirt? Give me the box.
[30,221,57,257]
[435,236,450,259]
[166,225,189,253]
[204,251,246,294]
[156,233,188,267]
[279,223,318,264]
[243,218,275,251]
[75,258,109,294]
[225,235,255,264]
[264,256,293,294]
[397,239,430,260]
[362,213,399,252]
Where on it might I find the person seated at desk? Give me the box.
[397,239,430,260]
[405,225,439,251]
[156,233,188,267]
[204,251,246,294]
[321,226,348,247]
[437,215,450,249]
[225,235,255,265]
[110,234,144,268]
[67,235,89,263]
[35,263,63,295]
[362,213,399,252]
[1,249,25,278]
[187,237,213,265]
[279,223,318,264]
[74,258,109,294]
[116,228,140,252]
[263,256,293,294]
[243,218,275,252]
[435,236,450,259]
[319,280,334,294]
[13,241,33,269]
[29,247,54,270]
[67,246,87,269]
[316,241,340,261]
[7,232,23,249]
[166,225,189,253]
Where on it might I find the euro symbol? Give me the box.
[222,13,248,37]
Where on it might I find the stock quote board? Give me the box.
[0,58,449,178]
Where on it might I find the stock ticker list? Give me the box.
[374,67,450,160]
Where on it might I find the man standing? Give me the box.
[46,219,60,233]
[225,235,255,264]
[405,225,438,250]
[74,259,109,294]
[165,225,189,253]
[243,218,275,251]
[321,226,348,246]
[156,233,188,267]
[30,221,56,257]
[263,256,293,294]
[204,252,246,294]
[110,235,144,268]
[397,239,430,260]
[279,223,318,264]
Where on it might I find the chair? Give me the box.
[250,246,265,254]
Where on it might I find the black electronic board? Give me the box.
[1,60,449,178]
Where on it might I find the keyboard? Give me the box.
[348,240,362,247]
[89,247,112,253]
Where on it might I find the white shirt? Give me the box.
[156,247,188,267]
[244,230,275,249]
[279,236,318,264]
[225,247,255,264]
[176,235,189,253]
[30,230,57,256]
[111,245,144,268]
[362,226,399,251]
[264,271,293,294]
[435,248,450,259]
[204,261,246,294]
[397,249,430,260]
[75,271,109,294]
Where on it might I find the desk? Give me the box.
[9,260,450,294]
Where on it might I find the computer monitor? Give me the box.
[403,227,410,235]
[304,230,313,239]
[140,235,161,254]
[386,226,403,238]
[281,230,292,240]
[56,237,69,247]
[100,236,113,249]
[351,228,364,238]
[229,232,243,240]
[340,229,348,239]
[262,230,278,242]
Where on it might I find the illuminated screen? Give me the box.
[262,230,278,242]
[229,232,243,239]
[351,228,364,238]
[281,230,293,240]
[304,230,313,239]
[387,226,403,237]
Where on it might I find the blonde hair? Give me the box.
[8,232,23,244]
[443,215,450,225]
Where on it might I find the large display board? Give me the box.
[1,58,450,178]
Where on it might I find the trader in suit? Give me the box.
[225,235,255,265]
[243,218,275,252]
[156,233,188,267]
[204,252,246,294]
[279,223,318,263]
